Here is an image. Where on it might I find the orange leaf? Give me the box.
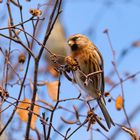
[46,81,59,101]
[116,95,123,110]
[47,65,59,77]
[16,98,39,129]
[105,76,115,86]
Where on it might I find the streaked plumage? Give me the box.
[67,34,114,129]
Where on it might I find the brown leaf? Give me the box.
[104,92,110,97]
[29,9,42,17]
[16,98,40,129]
[18,53,26,64]
[46,81,59,101]
[47,65,59,77]
[116,95,123,110]
[0,86,9,100]
[105,76,115,86]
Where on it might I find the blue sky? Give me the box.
[61,1,140,139]
[1,0,140,140]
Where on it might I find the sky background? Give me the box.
[1,0,140,140]
[62,1,140,139]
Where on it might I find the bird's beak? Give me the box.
[68,40,74,47]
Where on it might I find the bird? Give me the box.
[67,34,114,129]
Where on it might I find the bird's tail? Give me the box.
[97,98,115,129]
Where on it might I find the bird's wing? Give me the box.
[93,46,104,94]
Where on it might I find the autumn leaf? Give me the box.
[0,86,9,100]
[29,9,42,17]
[18,53,26,64]
[47,65,59,77]
[16,98,39,130]
[45,81,59,101]
[116,95,123,110]
[105,76,115,86]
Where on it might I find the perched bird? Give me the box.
[67,34,114,129]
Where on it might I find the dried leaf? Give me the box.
[116,95,123,110]
[104,92,110,97]
[18,53,26,64]
[87,110,108,132]
[29,9,42,17]
[46,81,59,101]
[0,86,9,100]
[105,76,115,86]
[47,65,59,77]
[16,98,39,129]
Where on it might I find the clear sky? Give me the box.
[61,1,140,140]
[1,0,140,140]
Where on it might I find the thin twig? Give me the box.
[66,119,88,139]
[104,29,131,128]
[0,33,34,58]
[0,51,32,135]
[46,71,62,139]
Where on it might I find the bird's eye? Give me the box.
[76,37,81,41]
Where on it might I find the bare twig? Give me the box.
[104,29,131,128]
[46,71,62,139]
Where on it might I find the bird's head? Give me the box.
[67,34,91,52]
